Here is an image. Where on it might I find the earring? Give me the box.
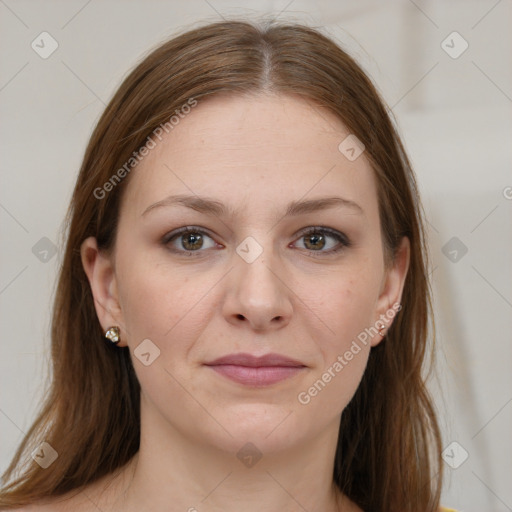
[378,324,386,337]
[104,326,121,345]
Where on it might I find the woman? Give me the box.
[0,20,449,511]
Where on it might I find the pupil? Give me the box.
[306,233,325,250]
[183,233,202,250]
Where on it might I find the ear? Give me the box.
[80,237,126,346]
[371,237,410,347]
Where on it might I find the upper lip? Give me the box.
[205,353,306,368]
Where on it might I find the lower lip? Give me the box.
[207,364,305,386]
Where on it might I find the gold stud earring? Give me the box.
[104,326,121,345]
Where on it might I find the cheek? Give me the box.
[293,258,381,411]
[298,262,382,350]
[115,259,219,402]
[294,276,377,418]
[297,342,370,418]
[115,252,224,361]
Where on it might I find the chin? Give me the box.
[205,404,309,453]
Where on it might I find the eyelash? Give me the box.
[162,226,351,257]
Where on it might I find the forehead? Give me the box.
[121,93,379,221]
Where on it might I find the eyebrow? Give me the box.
[141,194,364,218]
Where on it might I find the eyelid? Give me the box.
[293,226,350,246]
[162,225,215,243]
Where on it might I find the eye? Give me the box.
[292,227,350,255]
[163,226,219,254]
[162,226,350,256]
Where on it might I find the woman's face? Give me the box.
[84,93,408,456]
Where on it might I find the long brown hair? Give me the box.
[0,20,442,511]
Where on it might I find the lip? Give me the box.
[206,353,305,368]
[204,352,306,387]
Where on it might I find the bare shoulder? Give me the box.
[8,475,125,512]
[7,460,135,512]
[9,490,95,512]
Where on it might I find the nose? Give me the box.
[222,252,293,332]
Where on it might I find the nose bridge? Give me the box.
[224,234,293,329]
[235,237,283,303]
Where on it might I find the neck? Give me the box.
[103,399,354,511]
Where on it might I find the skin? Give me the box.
[33,93,409,512]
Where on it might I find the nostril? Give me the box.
[236,314,245,320]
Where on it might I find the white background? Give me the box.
[1,1,511,510]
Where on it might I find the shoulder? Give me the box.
[5,477,118,512]
[3,457,135,512]
[7,492,91,512]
